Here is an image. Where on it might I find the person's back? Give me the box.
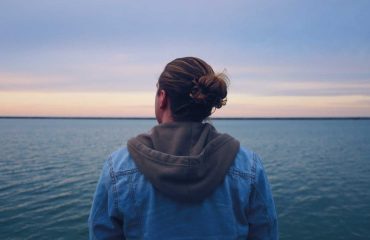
[88,57,278,239]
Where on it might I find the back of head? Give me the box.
[158,57,228,122]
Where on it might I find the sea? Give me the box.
[0,118,369,240]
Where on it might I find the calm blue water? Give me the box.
[0,119,369,239]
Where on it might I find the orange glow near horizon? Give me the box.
[1,91,369,117]
[0,91,154,117]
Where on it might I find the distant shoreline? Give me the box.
[1,116,369,120]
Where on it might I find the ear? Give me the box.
[158,89,168,109]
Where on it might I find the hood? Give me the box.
[127,122,240,202]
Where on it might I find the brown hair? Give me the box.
[157,57,228,121]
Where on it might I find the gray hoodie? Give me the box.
[127,122,240,202]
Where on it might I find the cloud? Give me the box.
[1,44,369,100]
[267,81,370,96]
[0,48,164,92]
[1,1,370,116]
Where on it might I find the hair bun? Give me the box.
[190,73,228,109]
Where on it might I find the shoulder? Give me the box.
[105,147,139,174]
[229,146,265,183]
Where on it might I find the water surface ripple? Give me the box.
[0,119,369,239]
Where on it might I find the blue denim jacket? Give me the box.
[88,147,278,239]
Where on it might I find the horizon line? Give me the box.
[1,116,370,120]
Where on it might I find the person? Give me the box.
[88,57,278,239]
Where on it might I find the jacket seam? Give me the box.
[251,152,257,184]
[115,168,139,176]
[108,156,119,212]
[228,169,253,179]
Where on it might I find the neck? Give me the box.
[158,110,174,124]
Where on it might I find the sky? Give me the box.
[1,0,370,117]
